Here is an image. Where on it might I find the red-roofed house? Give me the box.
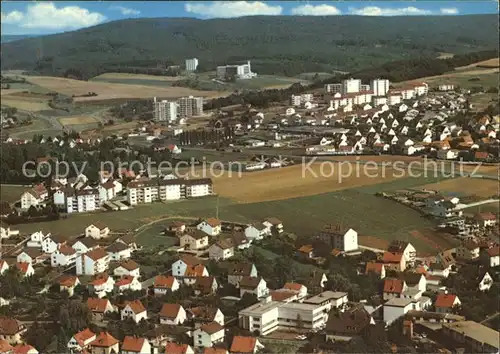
[15,262,34,278]
[51,244,77,267]
[154,275,180,296]
[11,344,38,354]
[365,262,386,279]
[382,252,406,272]
[121,300,147,324]
[57,275,80,296]
[487,247,500,267]
[86,298,115,321]
[230,336,264,354]
[164,342,194,354]
[89,332,119,354]
[115,275,141,293]
[435,293,461,314]
[270,290,298,303]
[282,282,308,299]
[160,304,187,325]
[76,247,110,276]
[90,274,115,298]
[383,278,407,300]
[203,348,228,354]
[193,322,225,348]
[67,328,96,353]
[121,336,151,354]
[297,245,314,259]
[197,218,222,236]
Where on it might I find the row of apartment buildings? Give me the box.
[153,96,204,122]
[126,178,213,205]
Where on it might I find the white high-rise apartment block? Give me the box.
[178,96,203,117]
[325,83,342,94]
[342,78,361,94]
[370,79,390,96]
[154,98,178,122]
[185,58,199,71]
[360,84,371,92]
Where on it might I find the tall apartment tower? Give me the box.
[185,58,199,72]
[370,78,390,96]
[178,96,204,117]
[342,78,362,94]
[154,97,178,122]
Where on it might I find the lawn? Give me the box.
[0,185,29,203]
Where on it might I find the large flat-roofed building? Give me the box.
[303,291,349,312]
[178,96,204,117]
[442,321,499,353]
[238,300,329,336]
[154,98,178,122]
[325,83,342,94]
[217,61,257,80]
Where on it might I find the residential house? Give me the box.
[164,343,194,354]
[51,244,77,267]
[172,255,204,278]
[229,336,264,354]
[194,276,218,296]
[401,273,427,294]
[98,182,116,203]
[208,239,235,260]
[76,248,110,276]
[71,238,98,254]
[0,317,26,344]
[487,247,500,268]
[165,221,186,235]
[239,277,268,299]
[324,305,374,342]
[121,336,151,354]
[435,293,461,314]
[180,232,209,251]
[303,291,349,312]
[474,212,497,227]
[197,219,222,236]
[282,282,308,300]
[227,263,258,287]
[106,242,132,261]
[16,248,43,265]
[67,328,96,353]
[456,241,480,261]
[306,272,328,293]
[160,304,187,325]
[0,225,19,240]
[85,223,110,239]
[57,275,80,297]
[115,275,141,293]
[382,252,406,272]
[114,260,140,278]
[297,245,314,259]
[231,233,251,250]
[0,260,9,275]
[121,300,147,324]
[383,298,416,326]
[41,233,68,254]
[11,344,38,354]
[317,225,358,252]
[388,241,416,266]
[478,271,493,291]
[90,273,115,298]
[153,275,180,296]
[365,262,386,279]
[193,322,225,348]
[115,233,138,252]
[20,185,48,210]
[189,307,225,327]
[86,298,115,321]
[26,231,45,249]
[383,278,407,300]
[15,262,34,278]
[244,223,271,241]
[263,218,284,234]
[89,332,119,354]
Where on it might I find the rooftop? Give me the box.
[384,298,414,308]
[303,291,348,304]
[443,321,499,349]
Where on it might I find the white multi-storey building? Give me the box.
[290,94,313,107]
[370,78,390,96]
[126,178,213,205]
[325,83,342,94]
[154,97,178,122]
[178,96,203,117]
[342,78,361,94]
[76,248,110,276]
[185,58,199,71]
[360,84,371,92]
[66,189,100,214]
[217,61,256,80]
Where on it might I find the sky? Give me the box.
[1,1,498,35]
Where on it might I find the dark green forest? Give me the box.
[1,15,498,78]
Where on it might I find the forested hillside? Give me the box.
[1,15,497,78]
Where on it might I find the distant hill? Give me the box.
[1,34,38,43]
[0,15,498,78]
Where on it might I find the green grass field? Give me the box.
[0,185,28,203]
[90,77,176,87]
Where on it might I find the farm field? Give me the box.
[19,75,229,102]
[0,185,29,203]
[58,115,98,126]
[206,162,451,204]
[92,73,182,82]
[399,67,498,89]
[420,177,498,198]
[1,96,51,112]
[456,57,499,70]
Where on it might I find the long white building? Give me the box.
[216,61,256,80]
[154,98,178,122]
[126,178,213,205]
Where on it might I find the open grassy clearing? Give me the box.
[0,185,29,203]
[420,177,498,198]
[399,67,498,89]
[456,57,499,70]
[20,75,230,102]
[92,73,182,81]
[1,96,51,112]
[58,115,98,126]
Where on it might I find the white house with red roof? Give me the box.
[121,336,151,354]
[487,247,500,268]
[281,282,308,300]
[113,260,140,278]
[11,344,38,354]
[85,222,110,239]
[89,332,119,354]
[153,275,180,296]
[230,336,264,354]
[57,275,80,297]
[0,260,9,275]
[193,322,225,348]
[76,247,110,276]
[15,262,34,278]
[20,185,48,210]
[115,276,141,293]
[121,300,147,324]
[164,343,194,354]
[67,328,96,353]
[435,293,461,314]
[197,218,222,236]
[90,273,115,298]
[51,244,77,267]
[86,298,115,321]
[159,304,187,325]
